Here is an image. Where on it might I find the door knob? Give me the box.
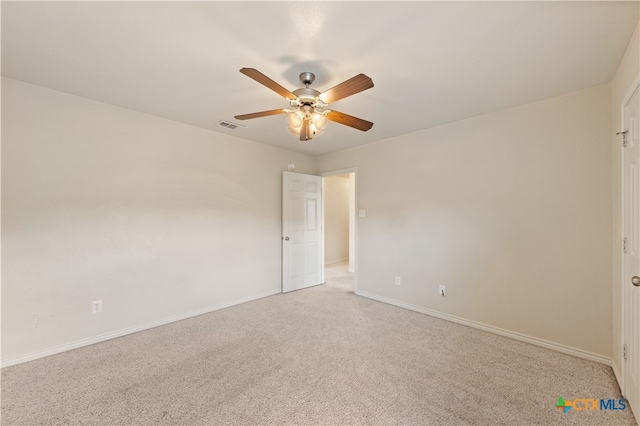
[633,276,640,287]
[284,236,290,241]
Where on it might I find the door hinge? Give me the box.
[624,237,628,253]
[624,344,628,360]
[617,131,628,147]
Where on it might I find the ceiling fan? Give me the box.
[234,68,374,141]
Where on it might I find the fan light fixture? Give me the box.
[287,106,329,140]
[234,68,374,142]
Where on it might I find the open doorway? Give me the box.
[322,170,356,293]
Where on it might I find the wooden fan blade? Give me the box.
[326,110,373,132]
[234,109,287,120]
[318,74,374,104]
[300,118,312,141]
[240,68,297,100]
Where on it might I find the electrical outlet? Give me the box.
[92,300,102,313]
[395,276,401,285]
[439,285,446,297]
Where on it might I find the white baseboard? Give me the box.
[325,257,349,266]
[356,290,612,366]
[4,288,613,369]
[1,289,281,368]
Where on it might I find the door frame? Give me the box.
[321,168,358,293]
[619,75,640,398]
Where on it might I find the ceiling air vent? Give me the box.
[218,120,246,130]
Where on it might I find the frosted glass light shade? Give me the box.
[287,110,327,138]
[287,111,304,128]
[313,113,328,131]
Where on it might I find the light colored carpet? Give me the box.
[1,266,637,425]
[323,261,354,293]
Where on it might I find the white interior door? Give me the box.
[623,85,640,422]
[282,171,322,293]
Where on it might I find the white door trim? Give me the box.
[321,168,358,293]
[618,76,640,392]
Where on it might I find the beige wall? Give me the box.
[324,175,350,265]
[1,68,625,365]
[612,19,640,377]
[1,78,316,364]
[318,84,613,358]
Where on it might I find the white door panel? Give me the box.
[623,85,640,423]
[282,172,322,292]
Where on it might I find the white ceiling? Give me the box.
[2,1,638,156]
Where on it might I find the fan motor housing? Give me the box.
[293,87,320,104]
